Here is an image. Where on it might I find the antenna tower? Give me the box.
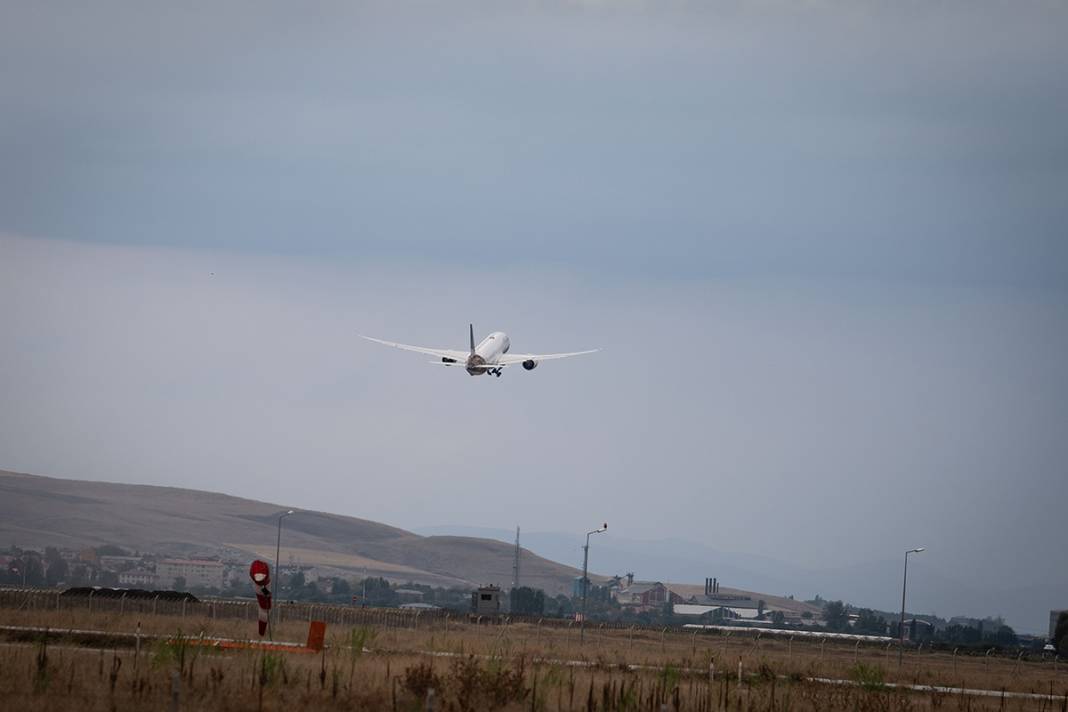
[512,526,521,589]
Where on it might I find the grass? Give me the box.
[2,604,1066,711]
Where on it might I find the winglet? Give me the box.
[469,324,475,354]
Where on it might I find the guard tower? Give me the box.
[471,585,501,615]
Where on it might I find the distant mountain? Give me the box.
[0,470,583,595]
[416,525,1055,634]
[4,470,1053,632]
[414,525,811,598]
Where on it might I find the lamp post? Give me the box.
[271,510,295,636]
[580,522,607,643]
[898,547,925,666]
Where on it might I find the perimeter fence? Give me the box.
[0,587,1058,665]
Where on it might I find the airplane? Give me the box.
[360,325,598,377]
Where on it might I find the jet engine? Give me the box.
[522,359,537,370]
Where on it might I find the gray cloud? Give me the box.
[2,1,1066,285]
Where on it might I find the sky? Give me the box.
[1,1,1066,632]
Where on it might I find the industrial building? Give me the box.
[614,581,683,611]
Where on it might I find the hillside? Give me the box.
[0,470,584,595]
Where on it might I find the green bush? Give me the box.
[848,662,885,690]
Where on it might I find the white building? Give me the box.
[119,568,158,588]
[157,559,224,589]
[99,555,142,571]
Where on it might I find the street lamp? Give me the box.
[271,510,295,637]
[898,547,925,665]
[580,522,607,642]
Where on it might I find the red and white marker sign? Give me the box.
[248,559,272,636]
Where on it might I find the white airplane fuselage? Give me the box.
[466,331,510,375]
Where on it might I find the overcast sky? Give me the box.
[2,1,1066,631]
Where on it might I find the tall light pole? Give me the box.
[898,547,925,666]
[580,522,607,642]
[271,510,295,638]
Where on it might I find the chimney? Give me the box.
[713,577,718,594]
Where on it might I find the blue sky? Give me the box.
[1,1,1066,631]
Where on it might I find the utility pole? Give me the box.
[898,547,925,666]
[270,510,295,638]
[512,526,521,589]
[580,523,607,643]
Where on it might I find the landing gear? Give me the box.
[489,368,502,378]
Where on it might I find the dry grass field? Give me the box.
[2,602,1066,711]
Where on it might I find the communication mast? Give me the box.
[511,526,521,589]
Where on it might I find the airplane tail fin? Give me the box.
[469,324,475,354]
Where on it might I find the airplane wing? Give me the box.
[360,335,470,362]
[498,349,600,365]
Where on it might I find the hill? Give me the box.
[0,469,584,595]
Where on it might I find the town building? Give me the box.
[156,559,224,589]
[615,581,684,611]
[901,618,935,642]
[118,568,158,588]
[99,555,143,572]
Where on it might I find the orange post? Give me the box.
[306,621,326,652]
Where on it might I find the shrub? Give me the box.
[403,662,442,699]
[848,662,885,691]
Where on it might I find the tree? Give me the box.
[770,610,786,626]
[823,600,849,631]
[990,624,1017,646]
[332,578,351,596]
[70,564,91,587]
[12,555,46,587]
[854,608,887,635]
[553,594,574,618]
[510,586,546,616]
[1054,612,1068,654]
[757,600,766,619]
[359,577,396,606]
[940,624,981,645]
[44,547,68,587]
